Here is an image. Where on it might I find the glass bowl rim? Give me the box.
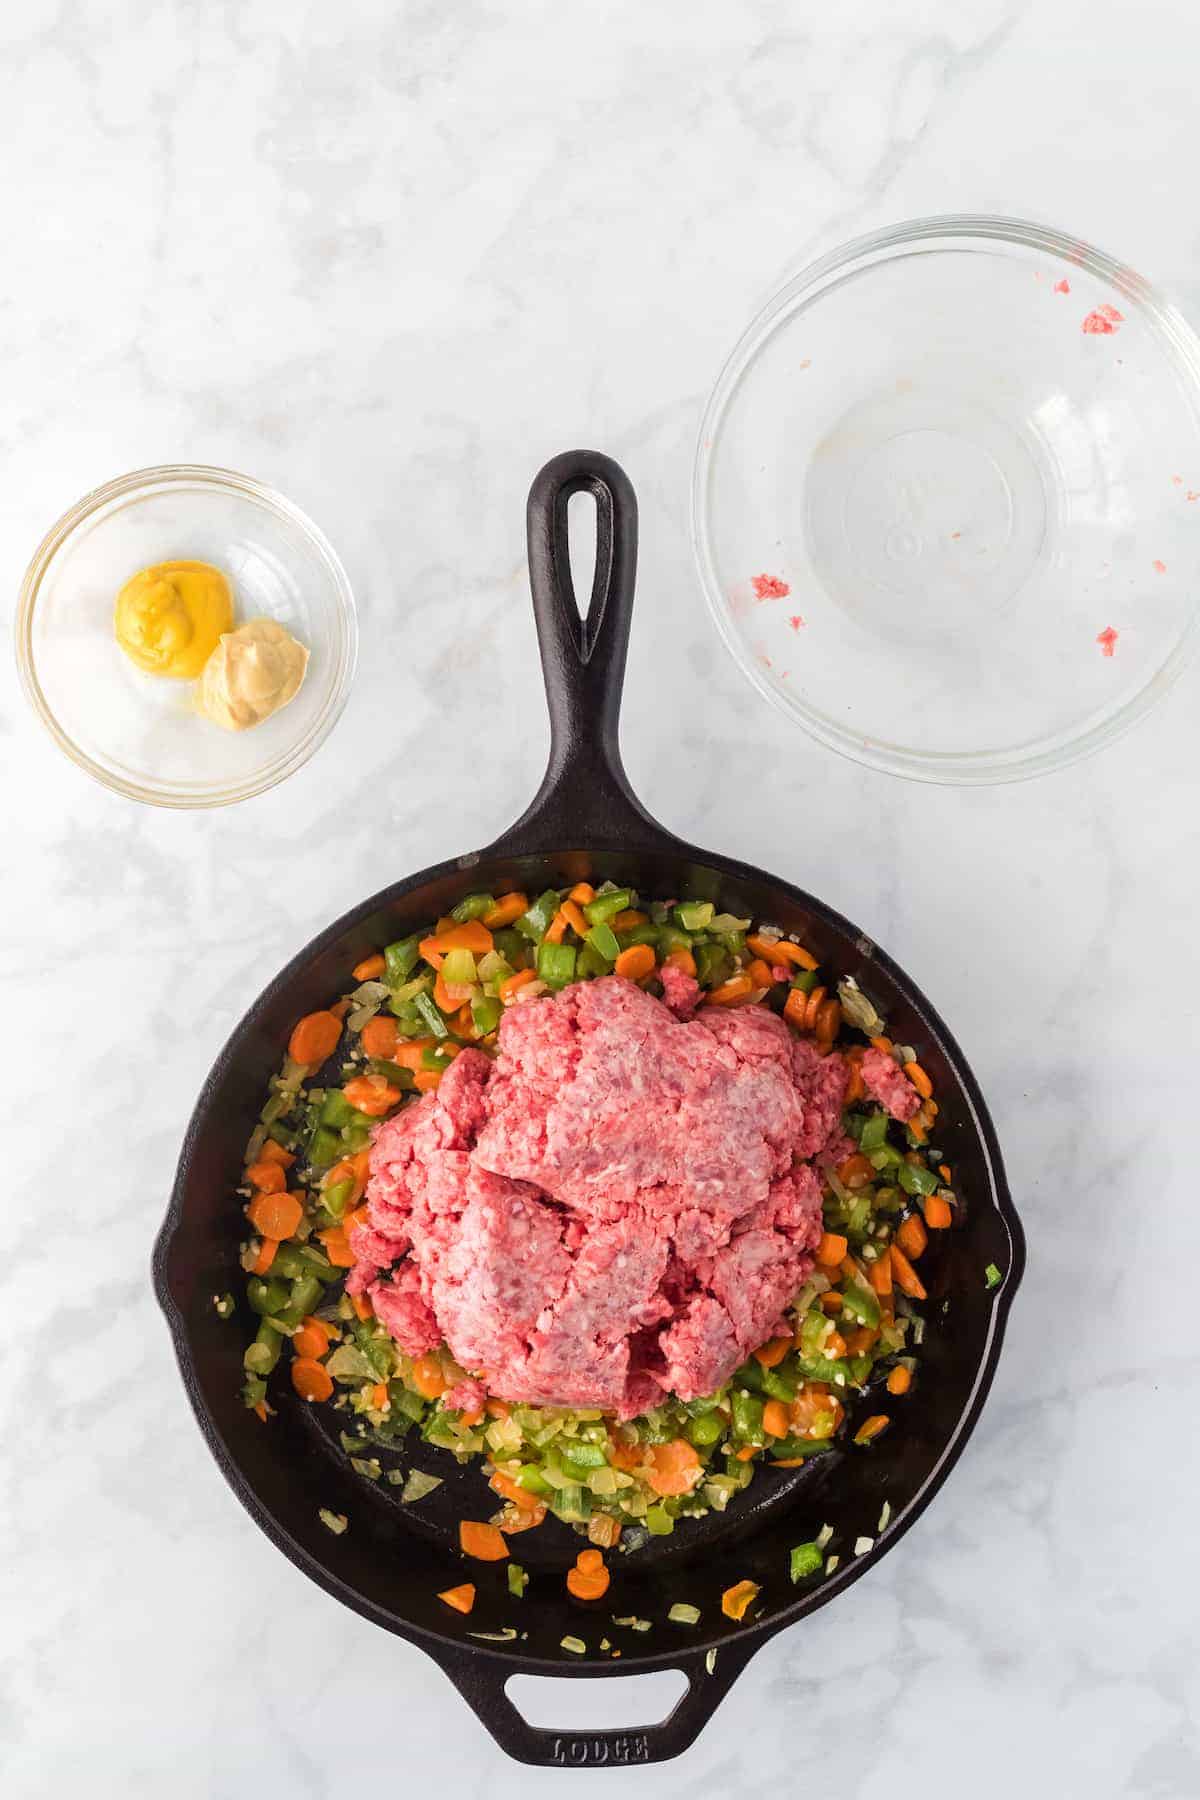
[691,212,1200,785]
[15,461,358,809]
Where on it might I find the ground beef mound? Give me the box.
[349,976,847,1418]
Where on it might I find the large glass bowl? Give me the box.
[16,464,357,808]
[693,216,1200,783]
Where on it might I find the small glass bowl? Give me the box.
[693,216,1200,783]
[16,465,357,807]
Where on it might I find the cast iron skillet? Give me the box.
[155,450,1024,1769]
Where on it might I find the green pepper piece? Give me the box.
[247,1276,289,1316]
[841,1283,882,1328]
[772,1436,835,1462]
[560,1440,607,1471]
[320,1089,357,1128]
[761,1364,797,1403]
[242,1376,267,1409]
[367,1060,416,1090]
[507,1562,529,1598]
[413,990,449,1038]
[695,942,733,989]
[732,1357,766,1392]
[645,1504,675,1536]
[731,1390,765,1443]
[790,968,819,995]
[537,941,577,988]
[451,892,496,922]
[383,935,422,985]
[307,1125,341,1169]
[392,1386,427,1422]
[860,1113,889,1152]
[493,927,528,965]
[789,1542,825,1581]
[517,889,562,941]
[585,921,620,962]
[243,1321,283,1375]
[322,1179,353,1221]
[583,888,632,927]
[795,1353,855,1385]
[471,994,502,1035]
[687,1411,724,1448]
[673,901,714,931]
[517,1463,553,1495]
[898,1162,939,1197]
[616,923,659,949]
[577,942,610,979]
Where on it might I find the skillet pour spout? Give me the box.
[154,449,1024,1767]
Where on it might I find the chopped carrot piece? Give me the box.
[251,1237,278,1275]
[288,1010,342,1067]
[499,968,538,1002]
[292,1322,330,1361]
[543,912,568,945]
[904,1060,933,1099]
[803,985,827,1031]
[341,1204,371,1239]
[746,934,819,971]
[410,1354,447,1399]
[607,1435,644,1473]
[247,1189,304,1241]
[816,1231,848,1267]
[329,1000,350,1022]
[614,943,656,982]
[923,1193,953,1229]
[824,1329,847,1358]
[843,1326,879,1356]
[291,1358,334,1403]
[721,1580,760,1621]
[560,899,590,937]
[459,1520,508,1562]
[413,1069,441,1093]
[491,1470,543,1512]
[325,1159,364,1206]
[253,1400,269,1422]
[819,1291,843,1313]
[422,945,445,972]
[350,1292,373,1322]
[343,1075,403,1117]
[783,989,810,1031]
[370,1382,390,1410]
[360,1014,399,1059]
[481,892,528,929]
[664,947,697,978]
[734,1444,758,1462]
[887,1365,912,1396]
[353,953,387,981]
[245,1160,286,1194]
[567,1559,610,1601]
[762,1399,790,1439]
[317,1227,354,1268]
[754,1336,791,1369]
[646,1438,701,1496]
[432,970,460,1013]
[897,1214,928,1261]
[568,882,596,905]
[837,1153,874,1190]
[257,1140,296,1170]
[485,1398,511,1419]
[350,1149,371,1185]
[439,1583,476,1614]
[576,1548,604,1573]
[890,1243,927,1300]
[611,909,647,931]
[814,999,841,1044]
[868,1251,893,1297]
[854,1413,890,1445]
[381,1037,438,1072]
[419,921,493,958]
[707,973,755,1007]
[937,1163,951,1184]
[745,958,775,989]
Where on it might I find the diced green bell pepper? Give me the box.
[471,994,502,1035]
[517,890,562,941]
[583,888,632,926]
[731,1390,764,1442]
[413,991,449,1038]
[860,1113,889,1153]
[307,1125,342,1169]
[673,901,714,931]
[585,921,620,962]
[840,1283,881,1328]
[537,941,577,988]
[383,935,422,984]
[790,1542,825,1581]
[899,1162,939,1197]
[451,893,495,922]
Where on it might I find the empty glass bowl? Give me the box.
[693,216,1200,783]
[16,465,357,807]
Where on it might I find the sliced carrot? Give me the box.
[614,943,656,982]
[459,1520,508,1561]
[745,958,775,989]
[646,1438,701,1496]
[814,999,841,1044]
[560,899,590,937]
[543,912,568,945]
[819,1290,843,1313]
[341,1204,371,1239]
[746,934,819,971]
[735,1444,758,1462]
[608,1435,644,1473]
[422,945,445,972]
[350,1292,373,1322]
[923,1193,953,1230]
[499,968,538,1002]
[439,1583,476,1614]
[288,1010,342,1067]
[897,1214,928,1261]
[343,1075,403,1117]
[803,985,827,1031]
[890,1243,927,1300]
[247,1189,303,1241]
[433,970,460,1013]
[707,973,755,1007]
[482,892,528,929]
[887,1365,912,1396]
[854,1413,890,1445]
[937,1163,952,1184]
[485,1398,511,1419]
[292,1323,330,1361]
[318,1227,354,1268]
[360,1014,399,1060]
[837,1153,874,1190]
[568,882,596,905]
[257,1140,296,1170]
[664,947,697,978]
[762,1399,790,1439]
[904,1060,933,1099]
[721,1580,760,1622]
[611,909,647,931]
[330,1000,350,1022]
[491,1469,543,1512]
[869,1035,893,1054]
[251,1237,278,1276]
[350,1149,371,1186]
[824,1329,848,1359]
[383,1037,438,1072]
[253,1400,269,1422]
[843,1326,879,1356]
[754,1336,791,1369]
[353,953,387,981]
[567,1563,610,1601]
[419,921,493,958]
[868,1252,894,1297]
[291,1358,333,1403]
[413,1069,442,1093]
[410,1354,447,1399]
[245,1160,286,1194]
[816,1231,848,1267]
[371,1382,390,1411]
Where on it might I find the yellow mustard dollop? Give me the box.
[198,617,309,732]
[114,560,234,679]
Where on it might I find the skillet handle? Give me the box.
[486,449,671,856]
[429,1638,760,1768]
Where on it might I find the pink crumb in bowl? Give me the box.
[787,615,806,631]
[751,573,790,600]
[1053,278,1071,294]
[1082,303,1125,335]
[1153,559,1167,573]
[1096,626,1119,657]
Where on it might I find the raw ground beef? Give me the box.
[861,1046,921,1121]
[351,977,847,1417]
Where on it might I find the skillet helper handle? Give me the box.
[487,449,665,855]
[431,1639,760,1768]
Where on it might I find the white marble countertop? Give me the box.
[5,1,1200,1794]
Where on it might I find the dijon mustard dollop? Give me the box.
[114,560,234,679]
